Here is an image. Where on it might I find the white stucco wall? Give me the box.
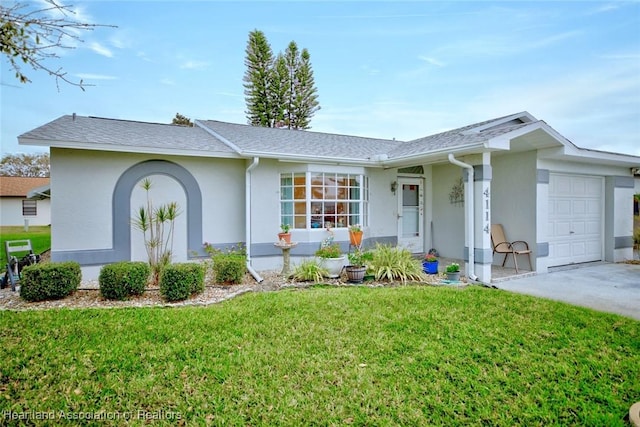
[0,197,51,226]
[50,148,246,280]
[491,151,538,269]
[431,164,465,259]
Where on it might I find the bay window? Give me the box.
[280,172,368,229]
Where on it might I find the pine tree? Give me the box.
[291,48,320,130]
[283,41,299,129]
[243,30,275,127]
[270,54,289,127]
[171,113,193,127]
[243,31,320,129]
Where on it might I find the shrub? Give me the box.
[291,259,328,282]
[20,261,81,302]
[159,263,205,302]
[203,243,247,285]
[99,261,150,300]
[368,244,426,283]
[212,254,246,285]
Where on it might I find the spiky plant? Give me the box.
[131,178,182,286]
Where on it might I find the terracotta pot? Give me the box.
[277,232,291,243]
[349,230,363,246]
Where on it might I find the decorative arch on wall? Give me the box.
[113,159,203,261]
[53,159,203,265]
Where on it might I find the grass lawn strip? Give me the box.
[0,226,51,263]
[0,285,638,425]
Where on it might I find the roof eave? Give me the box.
[241,150,387,167]
[381,143,489,168]
[19,137,242,159]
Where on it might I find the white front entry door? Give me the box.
[397,178,424,253]
[548,173,603,267]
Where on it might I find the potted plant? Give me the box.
[445,262,460,282]
[345,247,372,283]
[315,229,345,278]
[349,224,363,247]
[278,223,291,243]
[423,253,439,274]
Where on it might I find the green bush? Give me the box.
[20,261,81,302]
[291,259,328,282]
[99,261,150,300]
[368,244,426,283]
[212,254,246,285]
[159,263,205,302]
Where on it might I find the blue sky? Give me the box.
[1,1,639,156]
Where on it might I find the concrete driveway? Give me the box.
[494,263,640,321]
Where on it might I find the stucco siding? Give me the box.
[50,148,247,279]
[51,148,119,251]
[491,151,537,268]
[0,197,51,226]
[431,164,465,259]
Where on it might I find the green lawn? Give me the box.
[0,226,51,263]
[1,286,638,426]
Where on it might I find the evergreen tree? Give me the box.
[270,54,289,127]
[243,31,320,129]
[283,41,299,129]
[291,48,320,130]
[171,113,193,127]
[243,29,275,127]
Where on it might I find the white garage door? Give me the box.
[548,173,603,267]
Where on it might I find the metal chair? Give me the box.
[491,224,532,273]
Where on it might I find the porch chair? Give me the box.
[491,224,532,273]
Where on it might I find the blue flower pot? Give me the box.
[423,261,438,274]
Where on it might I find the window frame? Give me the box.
[280,169,368,230]
[22,199,37,216]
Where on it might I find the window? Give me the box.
[280,172,368,229]
[22,200,37,216]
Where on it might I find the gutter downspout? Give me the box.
[246,157,264,283]
[448,154,478,281]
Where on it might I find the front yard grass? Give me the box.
[0,226,51,262]
[1,285,638,425]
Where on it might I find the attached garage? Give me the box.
[548,173,603,267]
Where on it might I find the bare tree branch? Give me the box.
[0,0,116,90]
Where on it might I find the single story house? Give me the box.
[18,111,640,282]
[0,176,51,227]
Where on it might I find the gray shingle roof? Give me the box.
[19,115,236,154]
[197,120,402,160]
[18,112,549,162]
[389,120,533,158]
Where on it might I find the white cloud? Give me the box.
[160,78,175,86]
[180,60,209,70]
[89,42,113,58]
[418,55,445,67]
[75,73,117,80]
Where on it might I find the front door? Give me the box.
[397,178,424,253]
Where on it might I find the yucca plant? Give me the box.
[368,243,427,283]
[131,178,181,286]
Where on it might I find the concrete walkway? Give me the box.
[494,263,640,321]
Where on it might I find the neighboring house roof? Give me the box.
[18,112,640,168]
[0,177,50,197]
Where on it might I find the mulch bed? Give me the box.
[0,270,449,311]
